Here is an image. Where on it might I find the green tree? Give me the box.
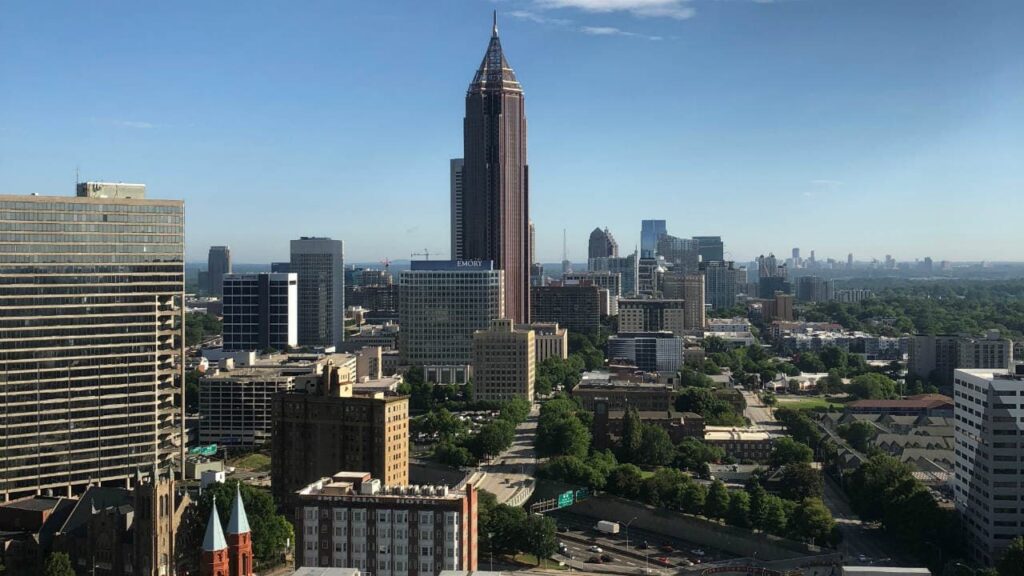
[819,370,844,395]
[679,367,715,388]
[185,312,223,347]
[434,441,474,467]
[676,479,708,515]
[748,483,770,529]
[638,424,675,467]
[607,464,644,499]
[788,498,835,545]
[704,480,730,520]
[485,504,528,555]
[674,437,723,475]
[838,420,877,452]
[996,536,1024,576]
[185,370,201,412]
[620,407,644,461]
[795,352,826,373]
[762,495,789,535]
[770,437,814,467]
[470,420,516,460]
[848,373,897,400]
[536,456,606,489]
[522,514,558,564]
[42,553,74,576]
[416,408,469,440]
[775,407,822,446]
[779,462,824,501]
[727,490,752,528]
[499,398,531,425]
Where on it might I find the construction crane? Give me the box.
[411,248,433,261]
[380,258,391,272]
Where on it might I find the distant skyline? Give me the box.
[1,1,1022,263]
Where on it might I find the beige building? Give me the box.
[663,273,706,330]
[958,330,1012,373]
[472,319,535,401]
[618,299,686,336]
[272,357,409,510]
[0,186,184,501]
[516,322,568,363]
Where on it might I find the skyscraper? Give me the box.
[207,246,231,298]
[450,158,465,260]
[222,272,298,351]
[290,237,345,348]
[640,220,667,258]
[1,185,184,500]
[459,14,530,323]
[588,227,619,259]
[693,236,724,263]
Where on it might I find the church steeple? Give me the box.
[227,484,250,535]
[202,497,227,552]
[226,485,254,576]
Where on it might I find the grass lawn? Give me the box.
[230,452,272,472]
[510,554,568,570]
[775,396,844,411]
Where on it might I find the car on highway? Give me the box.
[637,540,650,549]
[691,548,706,556]
[654,557,673,567]
[600,554,614,563]
[557,525,569,533]
[679,559,695,567]
[659,544,674,553]
[587,556,604,564]
[587,545,603,553]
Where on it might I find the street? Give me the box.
[740,389,783,430]
[475,403,539,504]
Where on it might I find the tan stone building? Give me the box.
[272,358,409,511]
[515,322,567,364]
[472,319,535,402]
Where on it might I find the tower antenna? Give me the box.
[492,10,498,36]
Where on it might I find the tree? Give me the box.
[42,553,74,576]
[434,441,474,467]
[638,425,675,467]
[762,495,789,535]
[185,312,223,347]
[188,481,293,568]
[748,483,770,529]
[470,420,516,460]
[537,456,606,489]
[726,490,751,528]
[779,462,824,501]
[499,398,531,425]
[674,437,723,475]
[680,367,715,388]
[416,408,468,440]
[536,414,589,458]
[522,514,558,564]
[848,373,897,400]
[795,352,826,373]
[997,536,1024,576]
[676,479,707,515]
[770,437,814,467]
[819,370,844,395]
[704,480,730,520]
[788,498,835,545]
[838,420,877,452]
[485,504,528,555]
[185,370,200,412]
[775,407,822,446]
[620,407,643,461]
[607,464,644,499]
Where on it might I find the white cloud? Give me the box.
[114,120,155,129]
[507,10,572,25]
[580,25,662,39]
[537,0,695,20]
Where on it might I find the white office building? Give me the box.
[953,366,1024,565]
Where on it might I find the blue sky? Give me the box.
[1,0,1021,264]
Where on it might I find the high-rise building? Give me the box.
[588,227,618,259]
[530,285,602,334]
[637,256,665,296]
[450,158,465,260]
[515,322,567,364]
[758,276,791,299]
[472,319,535,402]
[910,331,1013,388]
[640,220,667,258]
[207,246,232,298]
[663,273,706,330]
[460,16,530,323]
[700,260,741,311]
[795,276,834,303]
[953,366,1024,566]
[290,237,345,348]
[294,472,479,575]
[589,251,639,297]
[959,330,1013,373]
[607,332,684,373]
[529,220,536,265]
[693,236,724,263]
[399,260,504,369]
[657,234,699,275]
[0,186,184,501]
[222,273,298,352]
[271,360,409,510]
[618,299,687,337]
[563,271,622,315]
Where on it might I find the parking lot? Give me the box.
[549,510,736,573]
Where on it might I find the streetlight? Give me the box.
[488,532,494,571]
[625,515,638,550]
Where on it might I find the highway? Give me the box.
[475,403,539,504]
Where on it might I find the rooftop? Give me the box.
[298,471,464,500]
[705,426,785,441]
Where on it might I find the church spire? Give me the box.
[470,13,520,93]
[202,496,227,552]
[492,10,498,37]
[227,484,251,535]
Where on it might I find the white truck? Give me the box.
[595,520,620,534]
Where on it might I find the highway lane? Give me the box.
[475,403,539,503]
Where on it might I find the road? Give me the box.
[475,404,539,503]
[740,389,783,430]
[821,473,907,565]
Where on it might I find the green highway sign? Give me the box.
[557,490,574,508]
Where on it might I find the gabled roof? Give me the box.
[468,12,521,94]
[203,497,227,552]
[227,484,251,535]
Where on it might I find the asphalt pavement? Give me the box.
[476,404,540,503]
